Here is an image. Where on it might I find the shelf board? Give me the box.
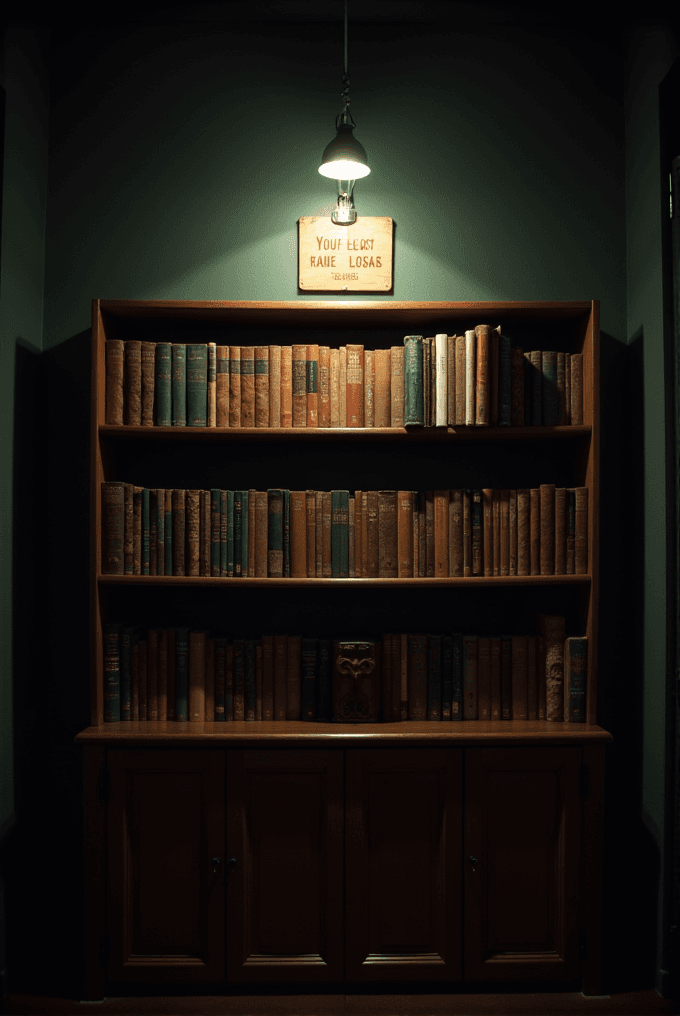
[98,574,591,587]
[75,719,612,746]
[100,424,592,442]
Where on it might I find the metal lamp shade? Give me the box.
[319,124,370,179]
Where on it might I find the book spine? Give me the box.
[566,487,576,573]
[244,640,256,721]
[539,483,555,575]
[555,487,566,574]
[207,342,217,426]
[331,490,350,577]
[423,338,431,427]
[403,335,424,426]
[450,489,463,576]
[498,334,512,425]
[186,344,207,426]
[465,330,476,425]
[427,635,442,720]
[214,638,226,721]
[510,347,524,426]
[556,352,566,424]
[175,628,189,721]
[474,325,491,425]
[517,488,529,575]
[216,345,230,426]
[102,481,125,574]
[261,635,274,721]
[499,489,510,576]
[348,495,355,578]
[318,346,330,427]
[565,636,587,721]
[425,491,434,576]
[451,634,463,720]
[541,350,558,426]
[281,345,293,427]
[274,635,288,720]
[364,349,375,427]
[283,489,291,576]
[229,346,241,426]
[490,637,501,720]
[482,488,493,577]
[172,488,186,576]
[471,489,483,576]
[233,640,245,720]
[141,342,156,426]
[390,346,404,427]
[500,636,512,719]
[290,490,307,578]
[186,490,201,576]
[529,488,540,576]
[455,335,466,425]
[301,638,318,720]
[269,345,281,427]
[164,488,173,575]
[330,348,340,428]
[224,490,233,576]
[441,635,453,721]
[462,489,471,577]
[120,627,133,721]
[492,489,500,576]
[376,490,397,577]
[292,345,307,427]
[529,350,542,425]
[407,633,428,720]
[339,347,347,426]
[123,483,133,573]
[462,635,478,719]
[211,489,221,576]
[267,489,284,576]
[154,343,171,425]
[255,490,268,577]
[544,614,566,721]
[106,340,125,424]
[509,489,517,575]
[565,353,572,424]
[477,637,490,720]
[286,635,302,719]
[511,635,528,719]
[189,630,206,721]
[240,346,255,427]
[255,345,270,427]
[156,487,165,576]
[306,344,319,426]
[149,489,158,575]
[243,490,251,577]
[171,344,186,426]
[491,326,500,426]
[570,353,583,424]
[434,334,447,427]
[306,490,316,578]
[104,623,121,721]
[431,489,448,576]
[374,348,391,428]
[575,486,588,574]
[397,490,413,577]
[141,488,150,575]
[447,335,456,426]
[123,340,141,426]
[346,344,365,426]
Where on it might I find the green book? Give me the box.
[226,490,234,576]
[155,343,172,426]
[301,638,318,720]
[211,489,221,576]
[175,627,189,721]
[403,335,424,427]
[498,334,512,426]
[219,490,227,577]
[164,491,173,575]
[104,623,121,722]
[141,488,150,575]
[171,344,186,426]
[283,489,291,577]
[156,488,165,576]
[331,490,349,577]
[186,343,207,426]
[427,634,442,720]
[241,490,249,577]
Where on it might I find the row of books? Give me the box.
[103,615,586,724]
[102,484,589,577]
[103,330,585,429]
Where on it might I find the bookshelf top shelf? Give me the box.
[98,574,591,587]
[75,719,612,747]
[99,424,592,442]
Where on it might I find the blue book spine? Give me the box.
[211,489,221,576]
[155,342,172,425]
[186,343,207,426]
[164,491,173,575]
[427,635,442,720]
[441,635,453,720]
[141,488,150,575]
[104,623,121,722]
[171,344,186,426]
[244,640,256,721]
[226,491,234,576]
[451,633,463,720]
[175,628,189,721]
[499,334,512,426]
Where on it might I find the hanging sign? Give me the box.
[298,216,394,292]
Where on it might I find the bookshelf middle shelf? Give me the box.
[98,574,591,587]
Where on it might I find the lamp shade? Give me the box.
[319,123,370,179]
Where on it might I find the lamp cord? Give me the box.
[341,0,350,112]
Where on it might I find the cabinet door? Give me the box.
[106,750,225,984]
[226,749,344,982]
[464,746,580,982]
[345,748,462,982]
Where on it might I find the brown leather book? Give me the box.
[240,346,255,427]
[262,635,274,721]
[318,346,330,427]
[539,484,555,575]
[248,488,256,577]
[273,634,287,720]
[306,344,319,426]
[400,633,409,720]
[455,336,466,425]
[141,341,156,426]
[123,483,134,575]
[500,489,510,576]
[482,488,493,577]
[366,490,379,577]
[286,635,302,719]
[509,489,517,575]
[339,347,347,426]
[537,631,546,720]
[434,490,449,576]
[490,326,500,427]
[106,339,125,425]
[186,490,201,576]
[517,488,530,575]
[200,489,210,576]
[542,613,566,721]
[280,346,292,427]
[477,637,491,720]
[390,346,404,427]
[330,348,340,427]
[147,629,159,720]
[447,335,456,425]
[102,480,124,575]
[349,495,355,577]
[378,491,398,577]
[564,354,571,425]
[306,490,316,578]
[529,488,540,576]
[229,346,241,426]
[449,489,463,576]
[490,637,501,720]
[462,489,471,577]
[166,628,176,721]
[397,490,413,577]
[510,347,524,426]
[364,349,375,427]
[575,486,588,573]
[413,495,420,577]
[423,338,431,426]
[570,353,583,424]
[269,345,281,427]
[527,635,538,720]
[417,493,426,576]
[205,637,215,721]
[290,490,307,577]
[172,488,186,576]
[254,345,270,427]
[232,640,245,720]
[189,630,207,721]
[475,325,491,426]
[207,343,217,427]
[346,344,365,426]
[292,344,307,427]
[374,349,391,427]
[255,490,268,577]
[556,352,566,424]
[554,487,566,574]
[132,486,143,575]
[492,489,501,576]
[511,635,528,719]
[315,490,323,577]
[322,490,332,577]
[123,340,140,425]
[425,491,435,576]
[354,491,363,577]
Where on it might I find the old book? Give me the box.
[423,337,431,427]
[529,488,540,576]
[210,489,221,577]
[349,496,355,577]
[425,491,435,576]
[501,636,512,719]
[207,343,217,427]
[292,344,307,427]
[233,490,246,577]
[354,491,363,578]
[175,627,189,721]
[427,635,442,720]
[120,626,134,721]
[123,340,142,427]
[491,489,500,577]
[140,341,156,426]
[164,488,173,576]
[106,340,125,425]
[346,344,364,426]
[556,352,566,424]
[229,346,241,426]
[141,488,150,575]
[537,631,547,720]
[286,635,302,720]
[575,486,588,573]
[330,348,340,427]
[490,326,500,426]
[417,491,426,576]
[498,333,511,426]
[433,490,449,577]
[339,347,347,426]
[290,490,307,578]
[451,633,463,720]
[511,636,528,719]
[172,343,187,426]
[199,489,209,575]
[530,350,542,425]
[455,335,466,425]
[268,345,281,427]
[186,490,201,576]
[364,349,375,427]
[447,335,456,426]
[375,348,391,427]
[463,635,478,719]
[465,330,476,425]
[306,344,319,426]
[482,488,493,577]
[102,481,124,574]
[205,637,215,721]
[306,490,316,578]
[366,490,379,577]
[216,345,230,426]
[527,635,538,720]
[149,489,158,576]
[273,634,288,720]
[555,487,567,574]
[255,345,270,427]
[565,353,572,425]
[390,346,405,427]
[540,613,566,721]
[509,489,517,575]
[413,492,420,577]
[214,638,226,721]
[124,483,134,574]
[441,634,453,720]
[301,638,318,720]
[541,350,558,426]
[490,637,501,721]
[155,343,172,426]
[462,489,472,577]
[232,640,245,720]
[570,353,583,424]
[517,488,530,575]
[103,623,121,722]
[449,489,463,577]
[333,640,379,722]
[475,324,491,426]
[510,346,524,426]
[267,489,284,576]
[477,637,491,720]
[435,333,448,427]
[240,346,255,427]
[132,485,143,575]
[318,346,330,427]
[222,490,231,577]
[378,490,398,577]
[564,636,587,721]
[322,490,332,577]
[566,487,576,574]
[523,351,533,425]
[315,490,323,577]
[244,640,256,721]
[186,344,207,426]
[248,489,256,577]
[189,630,207,722]
[283,490,290,576]
[280,345,293,427]
[539,484,555,575]
[499,489,510,576]
[407,633,428,720]
[471,489,483,576]
[403,335,424,426]
[254,490,268,577]
[331,490,350,577]
[172,489,186,576]
[397,490,413,577]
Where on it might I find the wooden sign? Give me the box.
[298,216,393,292]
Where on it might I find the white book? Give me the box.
[435,333,448,427]
[465,329,476,426]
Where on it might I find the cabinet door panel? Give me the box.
[464,746,580,982]
[226,749,343,982]
[107,750,225,984]
[345,748,462,982]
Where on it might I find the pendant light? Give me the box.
[318,0,370,225]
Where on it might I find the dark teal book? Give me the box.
[104,623,121,722]
[120,626,135,721]
[171,343,187,426]
[226,490,234,576]
[498,334,512,426]
[155,342,172,426]
[501,635,512,719]
[267,489,284,577]
[164,492,173,576]
[211,489,221,576]
[283,489,291,577]
[175,627,189,721]
[214,638,227,721]
[451,633,463,720]
[407,633,428,720]
[441,635,453,720]
[317,639,333,721]
[155,488,165,576]
[301,638,318,720]
[141,488,150,575]
[244,640,256,721]
[403,335,424,426]
[427,634,442,720]
[462,634,478,719]
[331,490,349,577]
[306,355,318,398]
[234,491,244,577]
[240,490,249,577]
[541,350,559,425]
[186,343,207,426]
[565,636,587,721]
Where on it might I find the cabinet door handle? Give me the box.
[228,857,237,868]
[211,856,221,873]
[468,855,478,871]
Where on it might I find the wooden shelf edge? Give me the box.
[99,424,592,441]
[98,574,591,587]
